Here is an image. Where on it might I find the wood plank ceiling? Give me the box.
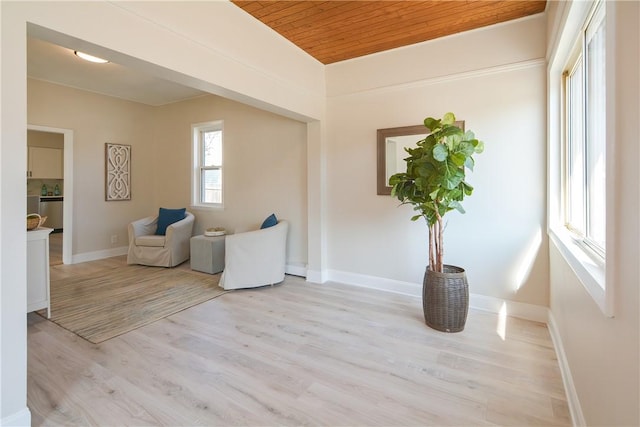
[232,1,547,64]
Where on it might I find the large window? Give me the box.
[192,121,223,207]
[564,1,606,258]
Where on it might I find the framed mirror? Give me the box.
[376,121,464,195]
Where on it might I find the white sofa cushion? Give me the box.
[135,235,166,247]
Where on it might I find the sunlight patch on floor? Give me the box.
[496,301,507,340]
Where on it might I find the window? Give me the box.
[563,1,606,258]
[192,121,223,207]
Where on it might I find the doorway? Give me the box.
[27,124,74,265]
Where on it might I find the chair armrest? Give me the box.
[165,212,195,245]
[128,216,157,241]
[224,221,288,267]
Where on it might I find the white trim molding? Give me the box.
[72,246,128,264]
[325,269,549,323]
[549,229,610,317]
[547,312,586,427]
[305,269,328,284]
[329,58,546,100]
[1,407,31,427]
[27,124,74,265]
[470,293,549,324]
[285,262,307,278]
[328,269,421,297]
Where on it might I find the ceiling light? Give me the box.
[74,51,109,64]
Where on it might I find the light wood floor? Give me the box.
[28,256,571,426]
[49,232,62,266]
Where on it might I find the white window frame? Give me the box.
[191,120,223,209]
[548,0,613,317]
[563,1,606,259]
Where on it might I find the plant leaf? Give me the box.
[432,144,448,162]
[462,181,474,196]
[450,152,466,167]
[450,201,465,214]
[441,126,462,140]
[457,141,475,156]
[464,156,475,171]
[423,117,439,131]
[442,112,455,125]
[442,161,464,189]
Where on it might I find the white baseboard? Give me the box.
[327,269,421,297]
[71,245,128,264]
[470,293,549,323]
[285,262,307,277]
[71,252,309,279]
[547,312,584,427]
[325,269,548,323]
[305,269,328,284]
[64,256,550,325]
[1,407,31,427]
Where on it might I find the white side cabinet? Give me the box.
[27,227,53,318]
[28,147,63,179]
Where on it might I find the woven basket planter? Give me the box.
[422,265,469,333]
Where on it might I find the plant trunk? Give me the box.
[437,213,444,272]
[428,224,436,271]
[429,211,444,273]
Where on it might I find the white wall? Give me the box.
[27,79,309,270]
[546,1,640,425]
[154,95,308,269]
[325,15,549,307]
[1,2,325,424]
[109,1,325,120]
[28,78,157,255]
[1,4,31,424]
[27,130,63,149]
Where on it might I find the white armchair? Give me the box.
[127,212,194,267]
[219,220,288,290]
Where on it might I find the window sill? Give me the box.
[549,227,612,317]
[190,204,224,212]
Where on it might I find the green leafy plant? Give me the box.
[389,112,484,273]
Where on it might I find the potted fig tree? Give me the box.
[389,112,484,332]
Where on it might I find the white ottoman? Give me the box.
[190,235,225,274]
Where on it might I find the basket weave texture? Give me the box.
[27,214,47,231]
[422,265,469,333]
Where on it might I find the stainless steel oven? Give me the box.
[39,196,63,232]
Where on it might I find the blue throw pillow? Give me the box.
[155,207,186,235]
[260,213,278,229]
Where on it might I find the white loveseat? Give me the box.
[127,212,194,267]
[219,220,288,290]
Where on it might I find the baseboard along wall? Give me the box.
[1,407,31,427]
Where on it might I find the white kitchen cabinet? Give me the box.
[28,147,63,179]
[27,227,53,318]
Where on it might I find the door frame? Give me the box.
[27,124,74,265]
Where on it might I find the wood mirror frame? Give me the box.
[376,120,464,196]
[376,121,464,195]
